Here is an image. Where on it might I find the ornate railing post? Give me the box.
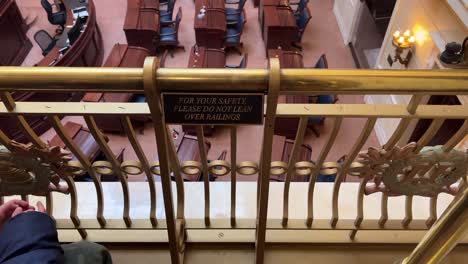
[143,57,184,264]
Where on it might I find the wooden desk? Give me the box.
[187,45,226,68]
[49,121,105,163]
[124,0,159,54]
[262,6,297,52]
[194,0,226,48]
[37,0,103,67]
[268,49,309,138]
[258,0,289,26]
[183,46,226,136]
[85,44,151,133]
[155,133,211,181]
[0,0,32,66]
[268,49,304,68]
[271,135,312,182]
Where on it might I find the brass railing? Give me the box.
[0,57,467,264]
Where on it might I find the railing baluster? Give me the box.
[379,193,388,227]
[403,195,413,228]
[282,117,308,227]
[426,196,438,228]
[400,118,445,228]
[195,126,210,226]
[306,117,342,227]
[0,128,12,208]
[84,115,131,227]
[0,92,15,110]
[164,127,185,219]
[350,177,369,239]
[230,127,237,227]
[16,116,46,147]
[415,119,445,152]
[63,172,87,238]
[331,118,377,227]
[121,116,157,227]
[143,57,182,264]
[381,96,423,229]
[0,129,11,146]
[21,194,29,202]
[442,119,468,153]
[256,58,280,264]
[50,116,106,227]
[384,95,422,149]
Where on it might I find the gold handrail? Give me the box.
[402,187,468,264]
[0,60,467,264]
[0,67,467,94]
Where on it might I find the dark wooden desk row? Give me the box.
[83,44,151,134]
[0,0,32,66]
[258,0,288,28]
[182,45,226,136]
[269,49,309,139]
[154,132,211,181]
[49,121,126,182]
[49,121,105,163]
[194,0,226,48]
[124,0,159,54]
[261,5,297,52]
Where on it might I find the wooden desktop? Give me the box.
[261,6,297,52]
[124,0,159,54]
[194,0,226,48]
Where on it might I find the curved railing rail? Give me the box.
[0,58,467,264]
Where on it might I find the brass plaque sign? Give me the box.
[163,93,264,125]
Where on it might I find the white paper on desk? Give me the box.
[73,10,89,20]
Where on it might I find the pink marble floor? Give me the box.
[18,0,380,182]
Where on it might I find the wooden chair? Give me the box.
[313,53,328,69]
[40,0,66,33]
[225,0,247,23]
[34,30,57,56]
[159,0,177,24]
[290,0,309,17]
[48,121,110,181]
[225,10,246,54]
[293,6,311,49]
[163,133,212,181]
[306,54,338,137]
[315,156,346,182]
[158,7,185,56]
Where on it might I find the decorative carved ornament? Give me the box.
[349,143,467,197]
[0,141,76,196]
